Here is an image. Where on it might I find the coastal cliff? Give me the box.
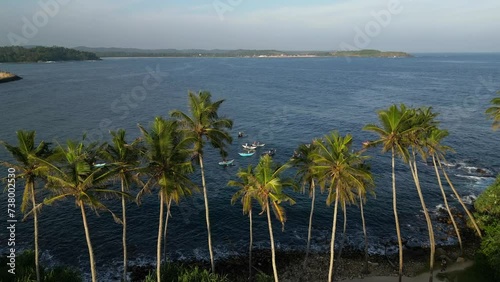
[0,71,22,83]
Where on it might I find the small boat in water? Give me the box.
[94,163,106,168]
[261,149,276,156]
[218,159,234,166]
[252,141,265,147]
[242,143,257,150]
[239,151,255,157]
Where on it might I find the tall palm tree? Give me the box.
[137,117,196,282]
[289,142,323,265]
[228,165,261,281]
[39,138,121,282]
[253,155,295,282]
[363,104,413,282]
[313,131,372,282]
[486,91,500,130]
[406,107,439,282]
[1,130,51,282]
[425,128,464,255]
[171,91,233,272]
[101,129,142,281]
[357,162,375,274]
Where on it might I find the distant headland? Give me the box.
[74,46,412,58]
[0,46,101,63]
[0,71,22,84]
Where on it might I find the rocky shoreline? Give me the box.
[0,71,22,83]
[129,234,480,281]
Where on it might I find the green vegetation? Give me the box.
[143,263,229,282]
[486,91,500,130]
[0,251,82,282]
[331,49,411,58]
[0,46,100,62]
[474,176,500,280]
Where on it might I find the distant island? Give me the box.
[0,46,100,63]
[74,46,412,58]
[0,71,22,84]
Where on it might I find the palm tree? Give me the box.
[101,129,142,281]
[289,142,323,265]
[1,130,51,282]
[39,138,121,282]
[363,104,413,282]
[228,165,261,281]
[171,91,233,272]
[406,107,439,281]
[137,117,195,282]
[486,91,500,130]
[313,131,372,282]
[253,155,295,282]
[425,128,464,255]
[357,162,375,274]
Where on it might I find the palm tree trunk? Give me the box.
[334,204,348,278]
[328,190,340,282]
[360,194,369,274]
[432,155,462,255]
[391,148,403,282]
[157,192,165,282]
[248,208,253,281]
[266,201,279,282]
[409,157,435,282]
[437,156,482,238]
[121,177,128,282]
[304,180,316,266]
[199,154,215,273]
[164,198,172,259]
[80,201,97,282]
[30,182,40,282]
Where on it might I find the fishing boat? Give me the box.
[94,163,106,168]
[252,141,265,147]
[218,159,234,166]
[242,143,257,150]
[238,151,255,157]
[261,149,276,156]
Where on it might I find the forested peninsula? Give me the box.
[74,46,412,58]
[0,46,100,63]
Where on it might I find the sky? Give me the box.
[0,0,499,52]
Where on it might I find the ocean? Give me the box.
[0,54,499,280]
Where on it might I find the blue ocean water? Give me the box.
[1,54,499,280]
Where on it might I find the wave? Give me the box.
[454,174,492,181]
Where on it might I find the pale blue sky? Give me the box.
[1,0,499,52]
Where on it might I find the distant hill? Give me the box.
[0,46,100,63]
[74,47,412,58]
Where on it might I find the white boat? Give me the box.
[94,163,106,168]
[242,143,257,150]
[218,159,234,166]
[252,142,265,147]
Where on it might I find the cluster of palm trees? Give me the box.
[1,91,232,282]
[363,104,483,282]
[3,92,496,282]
